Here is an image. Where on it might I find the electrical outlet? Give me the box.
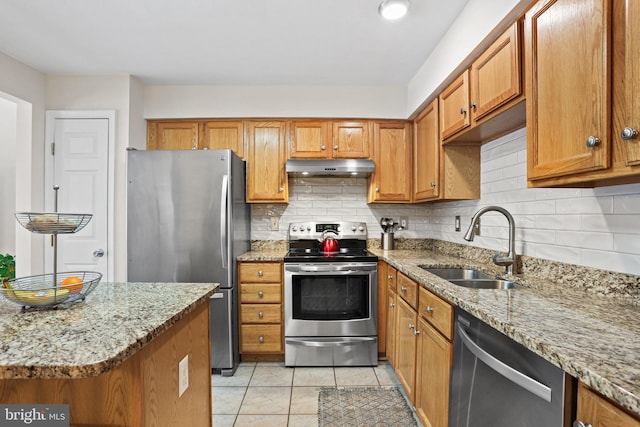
[400,217,408,229]
[455,216,461,232]
[269,216,279,231]
[178,355,189,397]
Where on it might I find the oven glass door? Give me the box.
[291,274,369,321]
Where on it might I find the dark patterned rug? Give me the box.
[318,387,418,427]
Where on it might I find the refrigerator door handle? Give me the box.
[220,174,228,269]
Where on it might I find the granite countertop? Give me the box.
[240,246,640,418]
[0,282,218,380]
[368,248,640,419]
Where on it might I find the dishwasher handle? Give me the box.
[457,323,552,402]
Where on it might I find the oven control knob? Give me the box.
[351,226,356,232]
[306,226,311,231]
[358,226,364,232]
[292,226,297,232]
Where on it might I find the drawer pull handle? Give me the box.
[258,311,264,318]
[400,286,407,292]
[425,306,434,314]
[258,336,264,343]
[258,291,264,298]
[257,270,263,277]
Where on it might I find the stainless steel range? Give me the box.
[284,221,378,367]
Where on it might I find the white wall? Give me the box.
[0,97,16,255]
[0,51,47,276]
[251,128,640,276]
[144,85,407,119]
[46,75,146,281]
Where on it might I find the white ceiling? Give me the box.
[0,0,471,86]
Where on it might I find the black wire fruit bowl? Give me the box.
[0,271,102,309]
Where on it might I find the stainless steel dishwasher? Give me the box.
[449,308,575,427]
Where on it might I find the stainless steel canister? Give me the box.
[381,232,394,250]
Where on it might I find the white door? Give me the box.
[44,117,110,281]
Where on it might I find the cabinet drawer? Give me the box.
[397,272,418,310]
[240,283,281,303]
[419,287,453,340]
[240,304,282,324]
[239,262,281,283]
[240,324,282,353]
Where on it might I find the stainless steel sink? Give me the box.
[422,267,494,280]
[421,267,516,289]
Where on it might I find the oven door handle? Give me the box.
[285,337,377,347]
[457,323,552,402]
[285,264,377,273]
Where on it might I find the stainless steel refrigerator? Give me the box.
[127,149,250,376]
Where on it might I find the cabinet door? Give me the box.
[415,317,452,427]
[440,71,470,140]
[413,99,440,201]
[289,121,332,159]
[246,121,288,203]
[622,0,640,166]
[147,121,198,150]
[201,121,245,158]
[394,297,417,403]
[385,288,397,367]
[470,21,522,123]
[576,382,640,427]
[525,0,611,180]
[332,121,371,159]
[369,121,412,203]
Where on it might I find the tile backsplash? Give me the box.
[251,127,640,276]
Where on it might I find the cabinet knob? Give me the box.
[334,145,338,150]
[430,182,436,188]
[621,127,639,140]
[586,136,601,147]
[470,102,477,111]
[425,306,434,314]
[460,108,467,116]
[573,421,592,427]
[279,187,284,193]
[408,323,415,330]
[321,145,326,150]
[400,286,407,292]
[257,270,263,277]
[387,275,393,280]
[192,145,197,150]
[258,311,264,318]
[258,336,264,343]
[376,187,380,192]
[258,291,264,298]
[389,303,395,308]
[413,329,420,336]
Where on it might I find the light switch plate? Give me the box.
[455,216,461,232]
[400,217,408,229]
[270,216,279,231]
[178,355,188,397]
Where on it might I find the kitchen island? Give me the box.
[0,281,217,426]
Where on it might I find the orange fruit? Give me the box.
[60,275,83,294]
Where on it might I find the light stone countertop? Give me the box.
[0,282,217,380]
[239,246,640,418]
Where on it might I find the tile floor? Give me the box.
[211,361,421,427]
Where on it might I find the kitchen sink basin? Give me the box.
[422,267,494,280]
[421,267,516,289]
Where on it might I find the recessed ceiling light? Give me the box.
[378,0,410,20]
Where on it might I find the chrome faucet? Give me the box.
[464,206,517,275]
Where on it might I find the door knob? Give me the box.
[93,249,104,257]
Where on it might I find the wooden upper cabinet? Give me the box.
[201,121,245,158]
[147,121,198,150]
[525,0,611,181]
[288,121,333,159]
[246,121,288,203]
[439,71,471,141]
[621,0,640,166]
[332,121,372,159]
[576,382,640,427]
[413,99,440,202]
[369,121,412,203]
[470,21,522,123]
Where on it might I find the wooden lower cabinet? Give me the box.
[238,261,283,355]
[394,296,418,403]
[576,382,640,427]
[414,317,452,427]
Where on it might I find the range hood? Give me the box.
[286,159,375,177]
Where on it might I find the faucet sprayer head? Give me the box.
[463,225,475,241]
